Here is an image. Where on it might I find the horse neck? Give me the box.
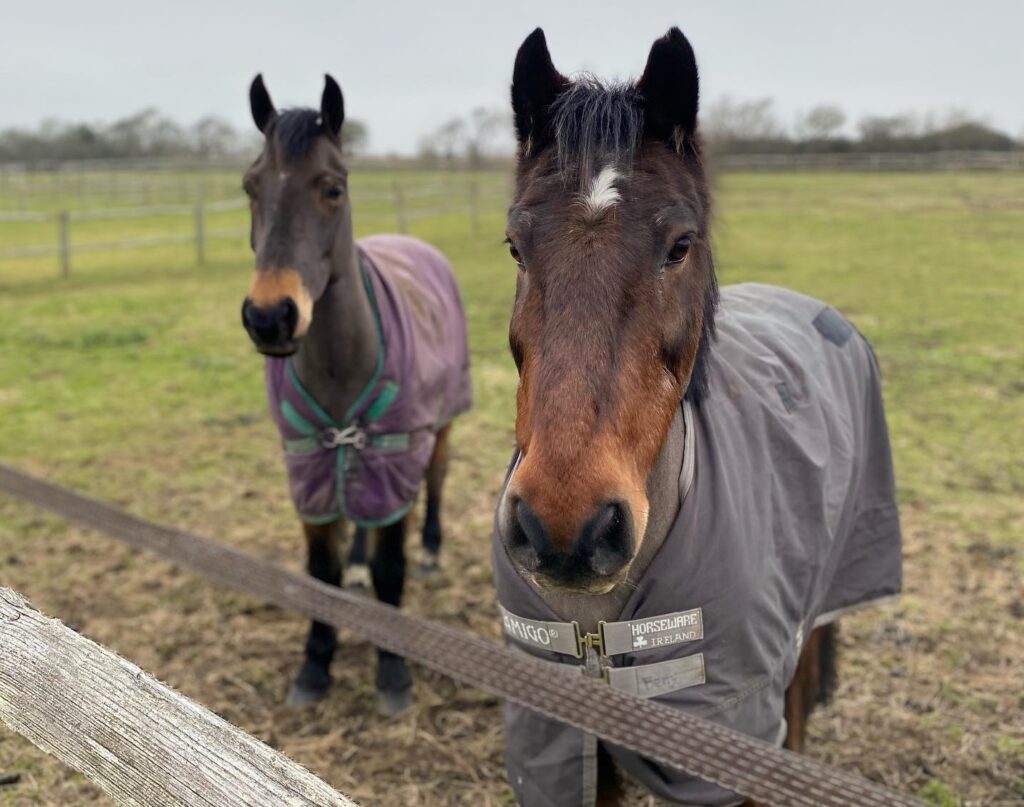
[537,407,686,630]
[290,235,379,425]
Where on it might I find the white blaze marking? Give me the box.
[582,166,621,216]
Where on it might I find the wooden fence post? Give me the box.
[57,211,70,279]
[393,181,407,234]
[194,203,205,265]
[0,587,355,807]
[469,181,480,235]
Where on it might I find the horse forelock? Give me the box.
[266,108,325,160]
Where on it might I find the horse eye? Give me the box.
[322,185,344,201]
[507,240,524,268]
[665,235,692,266]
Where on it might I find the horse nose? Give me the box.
[508,498,633,581]
[241,297,298,349]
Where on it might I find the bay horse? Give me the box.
[492,28,901,805]
[241,75,472,714]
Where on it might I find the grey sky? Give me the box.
[3,0,1020,154]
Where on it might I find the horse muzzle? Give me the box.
[241,296,301,355]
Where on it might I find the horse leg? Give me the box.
[343,525,372,591]
[288,519,344,706]
[371,512,414,716]
[416,423,451,577]
[595,743,622,806]
[784,622,839,752]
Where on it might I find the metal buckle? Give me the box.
[319,425,367,451]
[574,622,605,657]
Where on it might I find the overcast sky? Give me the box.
[3,0,1020,154]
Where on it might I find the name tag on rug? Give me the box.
[601,608,704,655]
[499,606,581,657]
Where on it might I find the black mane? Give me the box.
[266,108,324,159]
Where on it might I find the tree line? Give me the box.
[414,100,1018,165]
[0,109,368,164]
[1,100,1017,166]
[703,99,1018,155]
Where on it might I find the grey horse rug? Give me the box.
[492,283,902,806]
[265,234,472,527]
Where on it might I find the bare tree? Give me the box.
[340,120,369,156]
[418,118,468,167]
[857,114,918,142]
[703,97,786,143]
[466,107,513,166]
[192,116,238,159]
[796,105,846,141]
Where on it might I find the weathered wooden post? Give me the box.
[57,211,70,279]
[194,203,205,266]
[393,181,408,234]
[469,181,480,235]
[0,587,356,806]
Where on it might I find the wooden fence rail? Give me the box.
[0,587,355,807]
[0,181,510,277]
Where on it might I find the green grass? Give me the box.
[4,170,1020,533]
[0,170,1022,803]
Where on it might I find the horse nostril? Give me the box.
[581,503,633,577]
[515,499,550,556]
[241,299,255,330]
[279,297,298,339]
[507,498,548,571]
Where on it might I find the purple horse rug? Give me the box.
[493,284,902,806]
[265,234,472,527]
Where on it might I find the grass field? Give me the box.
[0,170,1022,805]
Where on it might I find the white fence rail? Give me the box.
[0,587,355,806]
[0,181,509,278]
[715,149,1024,172]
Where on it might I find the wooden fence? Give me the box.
[715,149,1024,172]
[0,586,355,806]
[0,198,249,278]
[0,180,509,278]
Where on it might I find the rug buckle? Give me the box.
[319,425,367,451]
[574,624,605,657]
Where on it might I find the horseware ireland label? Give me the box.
[601,608,704,656]
[499,606,581,657]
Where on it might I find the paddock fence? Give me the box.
[0,463,924,807]
[714,149,1024,172]
[0,587,355,806]
[0,179,510,278]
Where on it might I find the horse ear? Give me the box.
[321,74,345,138]
[249,74,276,134]
[511,28,568,153]
[637,28,699,147]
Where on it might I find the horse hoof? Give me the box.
[376,687,414,718]
[415,560,441,579]
[343,563,372,592]
[413,550,441,579]
[287,682,329,708]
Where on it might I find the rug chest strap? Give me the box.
[500,605,704,658]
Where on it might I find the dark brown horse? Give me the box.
[492,27,900,805]
[241,75,471,714]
